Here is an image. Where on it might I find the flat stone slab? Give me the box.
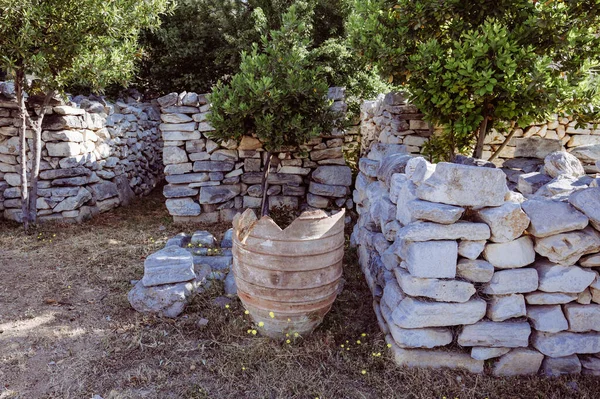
[190,231,217,247]
[392,297,486,328]
[475,202,530,243]
[569,187,600,230]
[527,305,569,333]
[532,331,600,357]
[541,354,582,376]
[415,162,508,207]
[483,236,535,269]
[395,240,457,278]
[457,240,485,260]
[492,348,544,377]
[407,199,464,225]
[487,294,526,321]
[311,165,353,186]
[128,280,196,318]
[535,261,597,293]
[388,323,453,349]
[534,227,600,265]
[396,221,490,242]
[165,198,201,216]
[382,280,404,309]
[521,199,588,238]
[482,268,539,295]
[394,268,475,303]
[580,253,600,267]
[142,246,196,287]
[471,347,510,361]
[525,291,577,305]
[458,321,531,348]
[388,341,484,373]
[563,304,600,332]
[457,259,494,283]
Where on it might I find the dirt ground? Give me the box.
[1,188,599,399]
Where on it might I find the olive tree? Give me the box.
[348,0,600,161]
[0,0,173,230]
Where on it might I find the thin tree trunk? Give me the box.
[473,109,490,159]
[28,91,54,225]
[260,152,272,217]
[15,71,30,232]
[488,126,519,162]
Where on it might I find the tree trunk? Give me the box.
[15,71,30,231]
[27,91,54,225]
[260,152,272,217]
[473,110,490,159]
[488,125,519,162]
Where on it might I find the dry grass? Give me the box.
[0,187,599,399]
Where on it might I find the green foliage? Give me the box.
[0,0,173,93]
[208,2,335,152]
[348,0,600,161]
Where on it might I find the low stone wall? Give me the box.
[352,143,600,376]
[361,93,600,176]
[0,88,162,223]
[157,88,357,223]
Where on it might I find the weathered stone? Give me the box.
[457,240,486,260]
[268,195,299,209]
[128,280,196,318]
[358,158,379,178]
[162,130,201,141]
[161,113,193,124]
[471,347,511,361]
[394,268,475,303]
[163,146,188,164]
[392,297,486,328]
[577,288,593,305]
[388,323,453,348]
[199,185,241,204]
[377,153,412,185]
[165,198,201,216]
[580,253,600,267]
[160,122,196,132]
[527,305,569,333]
[416,162,508,207]
[535,261,596,293]
[534,228,600,266]
[405,157,436,186]
[487,294,526,321]
[483,236,536,269]
[388,342,484,373]
[483,268,539,295]
[563,304,600,332]
[142,246,196,287]
[476,202,530,243]
[307,193,329,208]
[367,143,408,161]
[522,199,588,238]
[517,172,553,195]
[46,142,81,157]
[96,197,120,213]
[224,271,237,297]
[308,182,347,198]
[395,240,457,278]
[544,151,585,178]
[312,165,352,186]
[53,187,92,212]
[396,221,490,242]
[532,331,600,357]
[457,259,494,283]
[193,160,234,172]
[407,199,464,225]
[163,184,198,198]
[381,280,404,309]
[190,231,217,247]
[568,135,600,147]
[492,349,544,377]
[542,355,582,376]
[525,292,577,305]
[515,137,563,159]
[311,146,343,161]
[241,172,303,186]
[580,355,600,371]
[39,167,91,180]
[157,92,178,107]
[193,255,232,271]
[164,163,192,175]
[165,172,209,185]
[569,187,600,230]
[458,321,531,348]
[89,181,119,201]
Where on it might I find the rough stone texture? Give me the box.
[563,304,600,332]
[492,349,544,377]
[457,240,485,260]
[483,236,536,269]
[487,294,526,321]
[456,259,494,283]
[522,199,589,238]
[476,202,530,243]
[415,162,509,207]
[392,297,486,328]
[471,347,511,361]
[544,151,585,178]
[569,187,600,230]
[526,292,577,305]
[535,261,597,293]
[142,246,196,287]
[388,323,453,349]
[396,240,457,278]
[407,199,464,224]
[166,198,201,216]
[534,227,600,265]
[396,222,490,242]
[190,231,217,247]
[532,331,600,357]
[541,355,582,376]
[394,268,475,303]
[527,305,569,333]
[483,268,539,295]
[514,137,563,159]
[389,343,484,373]
[311,165,352,186]
[458,321,531,348]
[518,172,553,195]
[128,280,196,318]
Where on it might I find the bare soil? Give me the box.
[0,188,598,398]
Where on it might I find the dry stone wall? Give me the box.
[0,86,163,223]
[158,88,357,223]
[352,139,600,375]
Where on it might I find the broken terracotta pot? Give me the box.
[232,208,345,338]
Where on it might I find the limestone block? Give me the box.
[163,184,198,198]
[563,304,600,332]
[193,160,234,172]
[53,187,92,212]
[396,221,490,242]
[483,236,536,269]
[312,165,353,186]
[161,113,193,124]
[458,321,531,348]
[457,259,494,283]
[389,323,453,348]
[457,240,485,260]
[517,172,553,195]
[521,199,588,238]
[358,158,379,178]
[165,172,209,185]
[162,130,201,141]
[142,246,196,287]
[392,297,486,328]
[160,122,196,132]
[394,176,418,225]
[535,261,596,293]
[407,199,464,225]
[165,198,201,216]
[544,151,585,178]
[381,279,404,309]
[532,331,600,357]
[377,153,412,185]
[475,202,530,243]
[492,349,544,376]
[541,355,582,376]
[527,305,569,333]
[46,142,81,157]
[199,185,241,204]
[190,231,217,247]
[580,253,600,267]
[569,187,600,230]
[394,268,475,303]
[309,182,347,198]
[415,162,508,207]
[128,280,196,318]
[487,294,526,321]
[471,347,510,361]
[388,342,484,373]
[525,292,577,305]
[482,268,539,295]
[534,227,600,266]
[89,181,119,201]
[164,163,192,175]
[514,137,563,158]
[396,240,457,278]
[163,146,188,164]
[405,156,435,186]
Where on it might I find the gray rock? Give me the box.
[157,92,178,107]
[358,158,380,177]
[457,240,486,260]
[311,146,343,161]
[53,187,92,212]
[165,172,209,185]
[381,279,404,309]
[224,271,237,297]
[580,253,600,267]
[514,137,563,159]
[395,240,457,278]
[405,157,436,186]
[580,355,600,371]
[128,280,196,318]
[534,227,600,266]
[394,268,475,303]
[392,297,486,328]
[527,305,569,333]
[457,259,494,283]
[396,221,490,242]
[471,347,511,361]
[163,184,198,198]
[483,236,536,269]
[458,321,531,348]
[190,231,217,247]
[522,199,588,237]
[544,151,585,178]
[532,331,600,357]
[377,153,412,185]
[367,143,408,161]
[535,261,597,293]
[492,348,544,376]
[89,181,119,201]
[388,342,484,373]
[483,268,539,295]
[416,162,508,207]
[165,198,201,216]
[192,255,232,271]
[475,202,530,243]
[312,165,352,186]
[525,292,577,305]
[114,174,135,206]
[142,246,196,287]
[388,323,453,348]
[163,146,189,164]
[221,228,234,248]
[518,172,553,195]
[407,199,464,224]
[308,182,347,198]
[193,160,234,172]
[563,304,600,332]
[39,167,91,180]
[165,233,190,247]
[487,294,526,321]
[569,187,600,230]
[541,355,582,376]
[199,185,241,204]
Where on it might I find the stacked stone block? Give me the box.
[158,88,355,223]
[0,88,162,223]
[352,146,600,376]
